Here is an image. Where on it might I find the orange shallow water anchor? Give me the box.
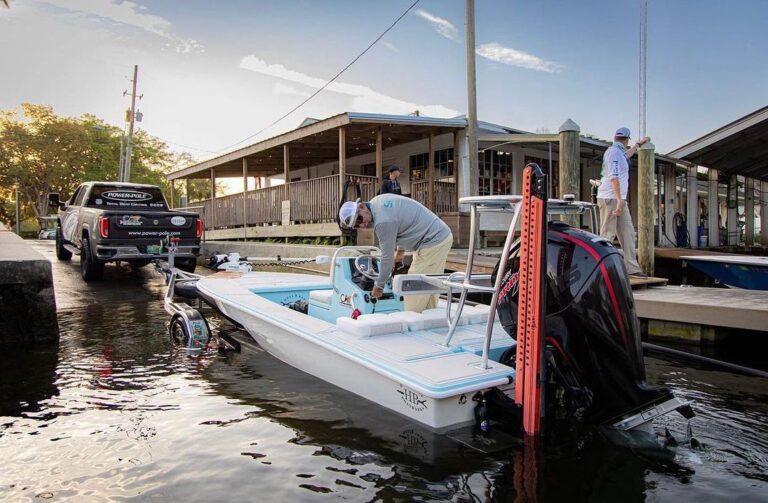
[514,163,548,436]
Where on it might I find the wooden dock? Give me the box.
[634,286,768,332]
[445,249,501,274]
[655,247,731,261]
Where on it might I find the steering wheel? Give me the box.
[354,255,380,281]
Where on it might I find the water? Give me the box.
[1,285,767,501]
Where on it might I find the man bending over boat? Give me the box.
[339,194,453,313]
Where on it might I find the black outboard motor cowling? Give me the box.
[493,221,673,426]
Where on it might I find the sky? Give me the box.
[1,0,766,163]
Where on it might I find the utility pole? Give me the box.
[123,65,141,182]
[639,0,648,138]
[466,0,478,197]
[118,132,125,181]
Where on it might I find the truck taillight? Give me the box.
[196,218,204,239]
[99,216,109,238]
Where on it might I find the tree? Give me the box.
[0,104,180,227]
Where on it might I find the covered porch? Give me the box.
[668,105,768,249]
[167,113,467,242]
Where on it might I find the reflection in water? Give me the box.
[0,299,766,502]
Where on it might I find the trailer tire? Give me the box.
[169,315,190,346]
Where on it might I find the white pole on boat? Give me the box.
[480,201,524,370]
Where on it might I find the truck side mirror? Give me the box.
[48,193,63,209]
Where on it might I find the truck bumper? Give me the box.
[95,245,200,261]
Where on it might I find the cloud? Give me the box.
[380,40,399,53]
[35,0,202,53]
[413,8,459,41]
[272,82,311,98]
[476,42,564,73]
[240,55,458,117]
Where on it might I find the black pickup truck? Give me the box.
[49,182,202,281]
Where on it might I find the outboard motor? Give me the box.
[493,221,676,427]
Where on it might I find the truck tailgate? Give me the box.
[107,212,199,239]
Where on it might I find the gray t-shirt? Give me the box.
[369,194,452,288]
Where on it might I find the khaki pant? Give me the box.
[597,198,642,274]
[403,236,453,313]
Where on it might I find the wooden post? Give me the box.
[761,180,768,246]
[428,132,435,210]
[558,119,580,227]
[375,127,383,181]
[338,127,346,198]
[185,178,192,204]
[727,175,738,245]
[745,177,755,246]
[169,180,175,209]
[638,141,655,276]
[283,143,290,200]
[210,168,216,230]
[664,165,677,246]
[686,166,698,248]
[453,130,461,210]
[243,157,248,238]
[708,168,719,247]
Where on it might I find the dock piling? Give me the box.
[638,141,655,276]
[558,119,580,228]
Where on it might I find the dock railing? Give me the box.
[411,180,457,213]
[189,174,380,230]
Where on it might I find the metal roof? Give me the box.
[168,112,467,180]
[667,106,768,182]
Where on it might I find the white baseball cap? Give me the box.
[615,127,631,138]
[338,199,361,229]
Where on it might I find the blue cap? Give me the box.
[338,199,360,229]
[615,127,631,138]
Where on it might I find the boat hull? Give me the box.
[683,257,768,290]
[210,297,480,432]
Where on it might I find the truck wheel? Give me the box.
[80,238,104,281]
[176,258,197,273]
[55,228,72,261]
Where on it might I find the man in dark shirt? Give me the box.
[379,165,402,195]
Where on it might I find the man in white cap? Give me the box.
[596,127,650,277]
[339,194,453,312]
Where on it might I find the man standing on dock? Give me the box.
[597,127,650,277]
[339,194,452,312]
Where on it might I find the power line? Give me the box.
[213,0,421,154]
